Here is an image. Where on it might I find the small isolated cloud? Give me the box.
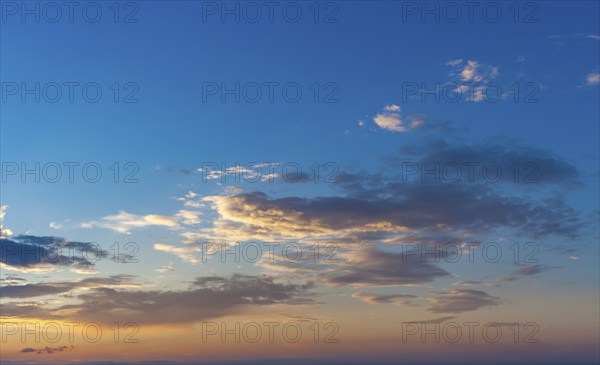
[585,72,600,85]
[497,264,558,283]
[452,281,482,287]
[383,104,401,112]
[49,222,63,230]
[512,264,555,276]
[21,346,72,354]
[372,105,425,133]
[426,289,500,313]
[404,316,457,324]
[374,113,406,132]
[352,291,417,305]
[446,59,463,67]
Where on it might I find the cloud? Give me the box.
[446,59,463,67]
[512,264,555,276]
[452,281,483,286]
[49,222,63,230]
[372,105,425,133]
[0,205,13,238]
[197,163,281,182]
[21,346,72,354]
[446,59,500,102]
[457,60,499,82]
[82,209,201,234]
[1,274,314,325]
[0,275,133,298]
[373,112,407,132]
[426,289,500,313]
[0,235,107,272]
[585,72,600,85]
[322,247,449,286]
[1,276,27,284]
[383,104,401,112]
[352,291,417,304]
[157,261,175,273]
[154,243,200,264]
[200,177,583,247]
[404,316,457,324]
[498,264,559,283]
[389,137,581,187]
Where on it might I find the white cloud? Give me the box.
[83,209,200,234]
[154,243,200,264]
[458,60,499,82]
[373,113,407,132]
[409,116,425,129]
[157,262,175,273]
[49,222,63,230]
[585,72,600,85]
[447,59,500,102]
[197,163,280,182]
[372,106,425,133]
[383,104,401,112]
[446,59,463,67]
[0,205,12,238]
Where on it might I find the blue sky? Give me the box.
[1,1,599,364]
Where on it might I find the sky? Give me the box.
[0,1,599,364]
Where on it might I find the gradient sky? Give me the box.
[1,1,599,364]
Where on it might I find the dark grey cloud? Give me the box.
[226,182,582,240]
[513,264,555,276]
[0,276,26,283]
[426,289,501,313]
[0,235,107,269]
[20,346,71,354]
[1,275,132,298]
[498,264,559,283]
[2,274,314,325]
[385,137,580,187]
[322,248,449,286]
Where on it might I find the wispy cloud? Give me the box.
[82,209,201,234]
